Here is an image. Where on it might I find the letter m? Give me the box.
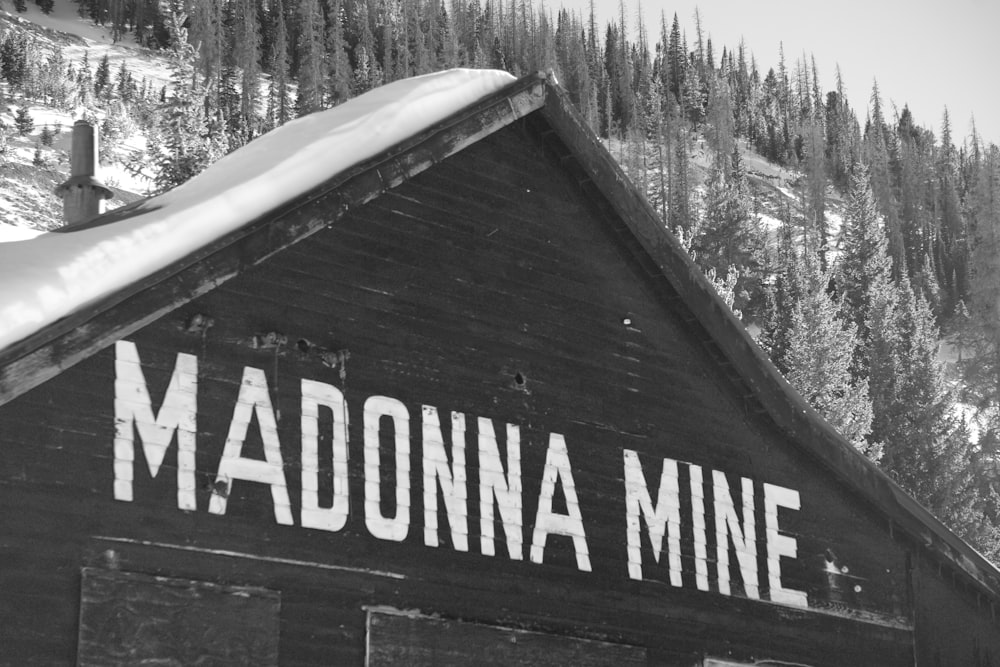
[623,449,682,585]
[114,340,197,510]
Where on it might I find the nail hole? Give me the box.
[514,372,525,386]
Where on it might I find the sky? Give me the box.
[558,0,1000,147]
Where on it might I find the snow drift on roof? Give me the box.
[0,68,515,353]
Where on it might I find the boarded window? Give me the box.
[77,568,280,666]
[366,609,647,666]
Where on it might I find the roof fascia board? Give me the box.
[537,80,1000,601]
[0,75,547,406]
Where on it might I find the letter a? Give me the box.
[530,433,591,572]
[208,367,293,525]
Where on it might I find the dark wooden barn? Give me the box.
[1,71,998,666]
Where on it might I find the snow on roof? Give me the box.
[0,68,516,353]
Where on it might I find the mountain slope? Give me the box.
[1,0,169,230]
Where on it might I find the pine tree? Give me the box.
[800,117,827,267]
[964,144,1000,435]
[761,209,802,374]
[324,0,351,106]
[705,77,735,160]
[349,0,382,95]
[937,108,968,312]
[602,21,630,134]
[1,31,29,90]
[75,51,94,108]
[108,0,126,40]
[693,148,765,316]
[40,46,70,109]
[667,122,692,232]
[265,0,294,129]
[296,0,326,113]
[150,10,225,192]
[554,9,591,118]
[235,0,262,144]
[218,64,243,147]
[190,0,224,86]
[863,81,904,280]
[840,177,901,462]
[115,59,134,103]
[880,281,1000,559]
[14,106,33,135]
[665,13,682,102]
[94,53,111,98]
[786,254,877,458]
[824,67,856,188]
[897,106,936,285]
[839,163,896,374]
[759,68,783,162]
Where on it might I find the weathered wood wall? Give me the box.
[0,118,991,665]
[911,553,1000,666]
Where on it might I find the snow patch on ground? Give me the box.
[0,68,515,352]
[758,212,783,231]
[1,0,114,43]
[0,222,43,242]
[2,0,171,96]
[826,210,844,237]
[776,185,798,201]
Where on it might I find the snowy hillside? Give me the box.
[0,1,839,245]
[1,0,169,231]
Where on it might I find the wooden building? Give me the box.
[1,71,998,666]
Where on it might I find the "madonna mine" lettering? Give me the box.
[112,340,807,607]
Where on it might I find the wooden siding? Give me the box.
[912,555,1000,666]
[0,119,938,665]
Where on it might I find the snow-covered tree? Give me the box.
[786,258,878,458]
[149,11,225,192]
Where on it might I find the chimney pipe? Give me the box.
[55,120,113,227]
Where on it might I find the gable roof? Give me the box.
[0,68,517,354]
[1,68,998,608]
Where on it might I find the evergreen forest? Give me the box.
[4,0,1000,562]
